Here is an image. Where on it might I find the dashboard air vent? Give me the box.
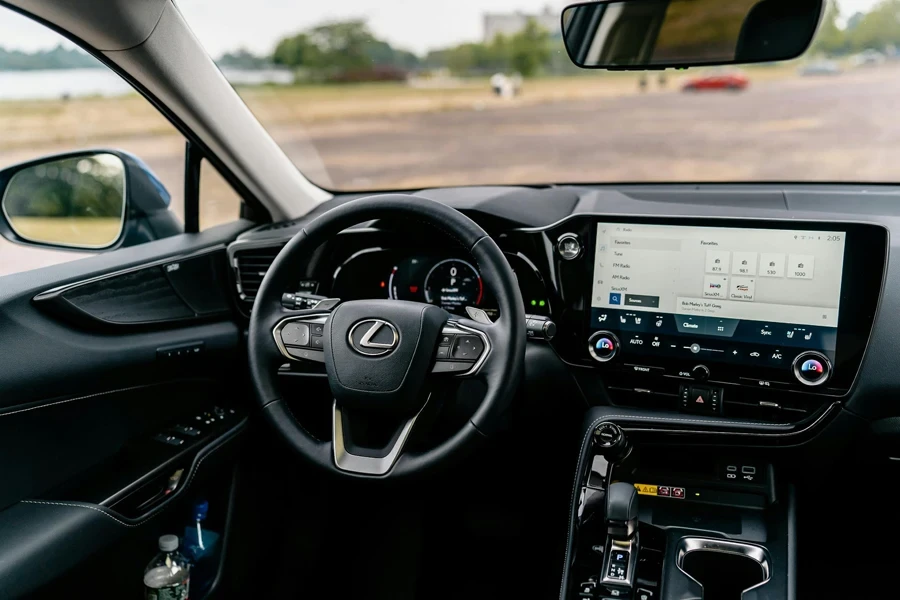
[233,245,282,304]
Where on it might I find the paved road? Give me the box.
[292,65,900,189]
[4,66,900,276]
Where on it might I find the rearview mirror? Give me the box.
[1,153,126,249]
[562,0,824,69]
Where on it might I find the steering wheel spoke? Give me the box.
[430,318,493,378]
[273,310,331,364]
[271,298,340,364]
[332,397,430,476]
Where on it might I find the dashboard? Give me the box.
[229,183,893,428]
[230,224,552,321]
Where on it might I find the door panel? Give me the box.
[0,221,250,405]
[0,221,253,598]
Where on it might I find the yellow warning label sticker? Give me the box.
[634,483,658,496]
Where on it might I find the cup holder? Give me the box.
[676,538,771,600]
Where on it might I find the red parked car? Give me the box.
[682,69,749,92]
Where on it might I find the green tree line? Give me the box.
[0,44,100,70]
[811,0,900,56]
[271,18,560,80]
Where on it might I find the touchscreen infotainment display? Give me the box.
[589,223,847,361]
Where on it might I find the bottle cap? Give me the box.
[193,500,209,521]
[159,535,179,552]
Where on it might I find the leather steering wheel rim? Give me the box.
[247,194,526,478]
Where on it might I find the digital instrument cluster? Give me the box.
[388,257,485,313]
[330,248,550,319]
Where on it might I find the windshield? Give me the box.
[180,0,895,190]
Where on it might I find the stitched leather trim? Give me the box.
[21,419,244,527]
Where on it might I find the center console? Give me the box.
[562,419,794,600]
[541,217,887,424]
[516,215,888,599]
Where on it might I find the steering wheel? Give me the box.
[248,194,526,478]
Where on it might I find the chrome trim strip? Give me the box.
[675,537,771,596]
[226,239,286,303]
[332,397,429,476]
[225,238,286,267]
[615,401,840,439]
[332,246,386,282]
[272,314,329,362]
[32,244,225,302]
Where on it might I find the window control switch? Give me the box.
[172,424,202,437]
[153,433,185,447]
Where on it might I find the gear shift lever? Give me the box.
[606,482,639,540]
[595,425,639,592]
[600,482,640,589]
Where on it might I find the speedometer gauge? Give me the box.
[423,259,483,312]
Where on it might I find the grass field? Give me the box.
[0,66,800,153]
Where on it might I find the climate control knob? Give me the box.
[792,351,832,387]
[588,331,619,363]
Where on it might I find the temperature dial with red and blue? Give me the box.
[792,351,832,386]
[588,331,620,363]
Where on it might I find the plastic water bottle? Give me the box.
[143,535,190,600]
[183,500,220,596]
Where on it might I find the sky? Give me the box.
[0,0,886,57]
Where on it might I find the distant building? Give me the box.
[483,5,559,42]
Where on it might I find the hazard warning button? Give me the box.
[680,385,720,414]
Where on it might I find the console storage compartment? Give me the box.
[676,538,770,600]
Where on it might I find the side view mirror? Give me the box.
[0,150,181,252]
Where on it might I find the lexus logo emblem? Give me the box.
[348,319,399,356]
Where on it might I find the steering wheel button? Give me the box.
[310,335,324,349]
[439,334,453,346]
[452,335,485,361]
[286,347,325,362]
[310,323,325,336]
[432,360,465,373]
[436,346,451,359]
[281,322,310,346]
